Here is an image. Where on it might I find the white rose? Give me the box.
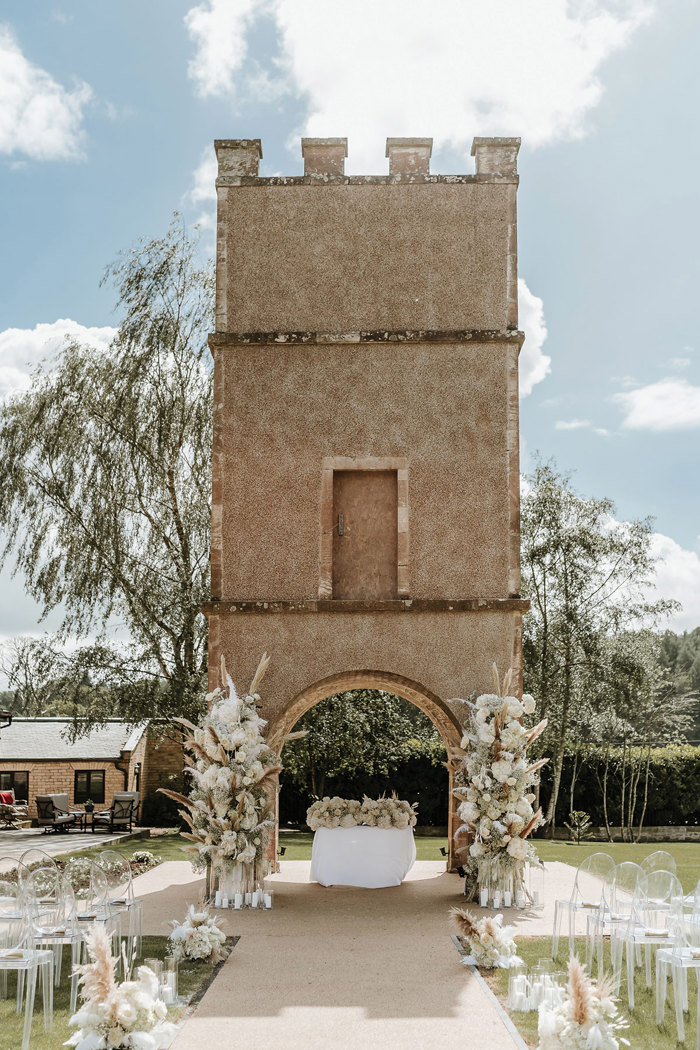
[469,841,485,858]
[504,697,523,719]
[522,694,536,715]
[506,837,528,861]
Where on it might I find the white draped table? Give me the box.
[310,826,416,888]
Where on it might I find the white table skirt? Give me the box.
[310,826,416,888]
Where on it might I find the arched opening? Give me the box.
[269,670,464,871]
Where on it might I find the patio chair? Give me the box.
[35,796,79,834]
[0,790,29,831]
[91,792,138,834]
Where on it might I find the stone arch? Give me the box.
[270,669,464,871]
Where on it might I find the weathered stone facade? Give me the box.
[205,136,528,868]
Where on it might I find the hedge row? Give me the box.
[538,744,700,828]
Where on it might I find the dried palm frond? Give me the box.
[520,808,543,840]
[172,715,199,734]
[247,652,271,697]
[206,724,222,746]
[524,720,548,748]
[524,758,549,776]
[449,907,479,941]
[253,765,283,788]
[178,809,198,832]
[181,831,204,845]
[185,740,210,763]
[568,956,594,1026]
[216,744,229,765]
[158,788,196,811]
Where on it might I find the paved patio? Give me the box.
[128,859,581,1050]
[0,826,148,870]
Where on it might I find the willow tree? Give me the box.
[0,220,214,726]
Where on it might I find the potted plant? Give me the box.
[83,799,95,813]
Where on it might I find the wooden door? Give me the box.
[332,470,398,600]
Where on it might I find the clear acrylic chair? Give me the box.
[641,850,677,877]
[63,859,121,962]
[24,866,83,1011]
[17,849,57,879]
[552,851,615,959]
[656,910,700,1047]
[95,849,143,956]
[0,877,54,1050]
[614,869,684,1009]
[586,861,645,979]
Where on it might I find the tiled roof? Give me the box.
[0,719,147,761]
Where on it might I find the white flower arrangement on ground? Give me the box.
[65,923,176,1050]
[306,794,418,831]
[449,908,522,969]
[160,653,302,877]
[537,956,629,1050]
[453,665,548,889]
[168,904,227,963]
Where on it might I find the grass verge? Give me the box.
[0,934,221,1050]
[532,840,700,893]
[480,935,696,1050]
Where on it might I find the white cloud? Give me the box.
[649,533,700,632]
[0,319,116,400]
[613,378,700,431]
[0,24,92,161]
[555,418,591,430]
[518,279,550,398]
[185,0,653,171]
[184,0,263,98]
[187,144,218,230]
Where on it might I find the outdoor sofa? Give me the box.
[35,792,82,833]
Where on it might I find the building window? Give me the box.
[74,770,105,805]
[0,771,29,800]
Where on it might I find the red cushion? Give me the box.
[0,791,14,805]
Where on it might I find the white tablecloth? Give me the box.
[310,826,416,888]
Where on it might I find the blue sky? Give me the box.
[1,0,699,652]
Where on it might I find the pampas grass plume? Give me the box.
[567,956,594,1026]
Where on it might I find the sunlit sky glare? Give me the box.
[0,0,699,655]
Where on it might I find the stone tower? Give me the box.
[203,135,529,867]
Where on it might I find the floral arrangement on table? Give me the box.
[453,665,548,895]
[449,907,522,969]
[159,653,302,878]
[66,923,176,1050]
[306,794,418,831]
[168,903,227,963]
[537,956,629,1050]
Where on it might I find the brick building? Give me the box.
[0,718,184,822]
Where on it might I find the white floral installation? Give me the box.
[537,956,629,1050]
[160,653,303,878]
[453,665,548,895]
[168,904,227,964]
[65,923,176,1050]
[306,794,418,831]
[449,907,522,969]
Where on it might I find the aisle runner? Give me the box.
[163,861,524,1050]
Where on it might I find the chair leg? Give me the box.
[656,954,667,1025]
[645,943,652,989]
[21,965,37,1050]
[673,963,686,1044]
[626,939,635,1010]
[552,901,560,959]
[42,957,53,1032]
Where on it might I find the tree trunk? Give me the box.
[634,747,652,844]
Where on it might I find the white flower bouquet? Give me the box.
[168,904,227,963]
[306,794,417,831]
[450,908,522,969]
[537,956,629,1050]
[160,653,302,878]
[454,665,548,891]
[65,923,176,1050]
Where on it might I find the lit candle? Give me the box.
[221,895,228,909]
[533,889,541,906]
[516,891,526,909]
[245,892,252,907]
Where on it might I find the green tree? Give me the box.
[282,690,443,799]
[0,220,214,727]
[521,459,677,831]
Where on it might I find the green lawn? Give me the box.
[55,829,193,866]
[0,935,220,1050]
[533,839,700,894]
[483,935,695,1050]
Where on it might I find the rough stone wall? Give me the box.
[217,180,516,332]
[212,337,520,602]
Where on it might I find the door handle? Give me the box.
[338,513,344,536]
